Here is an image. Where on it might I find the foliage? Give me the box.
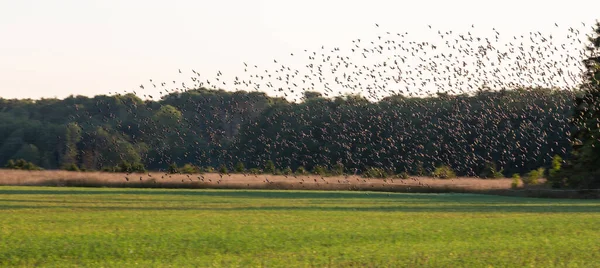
[312,165,328,176]
[4,159,43,171]
[263,160,275,174]
[564,21,600,188]
[204,166,215,173]
[511,174,521,189]
[362,167,388,178]
[331,162,344,176]
[396,172,410,180]
[234,162,245,173]
[415,161,425,176]
[523,168,545,186]
[62,163,80,172]
[432,165,457,179]
[248,168,261,175]
[179,163,201,174]
[282,167,293,175]
[168,163,179,174]
[218,165,228,174]
[479,161,504,179]
[548,155,565,188]
[0,87,574,178]
[295,166,307,175]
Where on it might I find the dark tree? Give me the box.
[563,21,600,188]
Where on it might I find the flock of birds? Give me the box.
[138,23,590,101]
[113,22,598,186]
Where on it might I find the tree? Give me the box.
[11,144,40,165]
[563,21,600,188]
[263,160,275,174]
[234,162,245,173]
[59,122,82,168]
[302,91,323,101]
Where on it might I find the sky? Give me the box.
[1,0,599,100]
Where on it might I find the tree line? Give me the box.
[0,87,576,180]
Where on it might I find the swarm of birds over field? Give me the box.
[76,22,600,188]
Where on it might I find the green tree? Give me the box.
[59,122,82,168]
[234,162,245,173]
[264,160,275,174]
[11,144,40,165]
[548,155,564,188]
[563,21,600,188]
[168,163,179,174]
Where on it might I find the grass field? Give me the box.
[1,186,599,267]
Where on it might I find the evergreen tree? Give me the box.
[564,21,600,188]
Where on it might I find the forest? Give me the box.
[0,86,576,178]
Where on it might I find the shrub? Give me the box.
[362,167,388,178]
[480,162,504,179]
[432,165,456,179]
[312,165,328,176]
[295,166,307,175]
[511,174,521,189]
[167,163,179,174]
[523,168,544,186]
[332,163,344,176]
[249,168,261,174]
[180,163,201,174]
[396,172,410,180]
[131,162,146,173]
[62,163,80,172]
[282,167,293,175]
[5,159,15,169]
[101,166,115,172]
[5,159,43,171]
[415,161,425,176]
[234,162,245,173]
[548,155,565,188]
[117,161,133,173]
[218,165,228,174]
[264,160,275,174]
[204,166,215,173]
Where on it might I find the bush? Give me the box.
[101,166,115,172]
[511,174,521,189]
[264,160,275,174]
[167,163,179,174]
[249,168,261,175]
[312,165,328,176]
[415,161,425,176]
[362,167,388,178]
[180,163,201,174]
[218,165,228,174]
[432,165,456,179]
[295,166,307,175]
[523,168,544,186]
[234,162,245,173]
[282,167,293,175]
[396,172,410,180]
[131,162,146,173]
[117,161,133,173]
[5,159,43,171]
[548,155,565,188]
[204,166,215,173]
[62,163,80,172]
[5,159,15,169]
[480,162,504,179]
[332,163,344,176]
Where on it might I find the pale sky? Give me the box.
[1,0,599,100]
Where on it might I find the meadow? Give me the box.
[1,186,599,267]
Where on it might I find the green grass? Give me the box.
[0,187,599,267]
